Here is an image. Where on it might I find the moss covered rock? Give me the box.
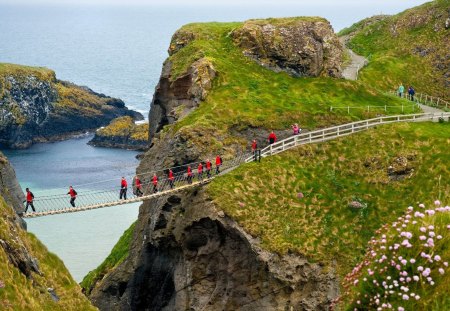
[89,116,148,151]
[0,63,143,149]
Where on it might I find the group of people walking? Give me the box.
[397,83,416,101]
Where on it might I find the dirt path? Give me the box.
[339,36,368,80]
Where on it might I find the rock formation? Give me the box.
[88,116,149,151]
[89,189,339,310]
[0,63,143,149]
[232,18,343,78]
[0,151,25,215]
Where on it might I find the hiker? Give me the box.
[398,83,405,97]
[168,169,174,189]
[215,155,222,174]
[268,130,277,144]
[292,124,300,135]
[67,186,77,207]
[206,159,212,178]
[198,162,203,181]
[152,174,158,193]
[251,139,257,154]
[134,175,143,197]
[120,177,127,200]
[24,188,35,213]
[187,166,193,184]
[408,86,415,101]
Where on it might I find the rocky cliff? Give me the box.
[232,18,343,78]
[88,116,149,151]
[85,17,351,311]
[89,189,338,310]
[0,152,95,310]
[0,63,143,149]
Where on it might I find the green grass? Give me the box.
[207,122,450,277]
[341,0,449,100]
[96,117,148,142]
[0,196,96,310]
[80,222,136,295]
[0,62,56,83]
[159,20,416,156]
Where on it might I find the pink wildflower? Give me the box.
[434,200,441,206]
[418,203,425,208]
[434,255,441,261]
[439,268,445,275]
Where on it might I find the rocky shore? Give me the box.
[0,63,143,149]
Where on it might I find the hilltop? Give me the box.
[339,0,449,100]
[0,63,142,149]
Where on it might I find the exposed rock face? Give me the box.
[148,56,216,142]
[90,189,339,310]
[232,18,343,77]
[0,151,25,215]
[0,64,143,149]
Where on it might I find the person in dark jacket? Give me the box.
[268,130,277,144]
[168,169,175,189]
[408,86,415,101]
[187,166,193,184]
[120,177,127,200]
[24,188,35,212]
[67,186,77,207]
[152,174,158,193]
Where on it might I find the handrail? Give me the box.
[389,91,449,109]
[246,112,449,162]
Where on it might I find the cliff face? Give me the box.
[87,17,346,311]
[232,18,343,78]
[0,151,25,215]
[90,189,339,310]
[0,63,142,149]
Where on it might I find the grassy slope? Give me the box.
[80,222,136,295]
[340,0,449,100]
[96,116,148,141]
[0,197,96,310]
[165,21,415,154]
[207,122,450,277]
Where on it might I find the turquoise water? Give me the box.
[0,2,426,282]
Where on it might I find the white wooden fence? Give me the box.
[246,112,450,162]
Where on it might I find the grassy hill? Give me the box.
[0,196,96,310]
[207,122,449,279]
[339,0,449,100]
[161,20,416,155]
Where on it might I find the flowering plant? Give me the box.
[337,200,449,310]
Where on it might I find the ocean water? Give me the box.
[0,2,427,282]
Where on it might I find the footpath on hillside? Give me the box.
[339,36,368,81]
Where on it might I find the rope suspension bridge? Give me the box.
[23,111,449,219]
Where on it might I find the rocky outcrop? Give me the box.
[232,18,343,78]
[89,188,339,310]
[88,116,149,151]
[148,56,216,141]
[0,151,25,215]
[0,63,143,149]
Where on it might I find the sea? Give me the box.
[0,2,426,282]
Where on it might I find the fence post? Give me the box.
[330,106,333,112]
[270,144,273,155]
[309,133,312,142]
[351,124,354,132]
[347,106,350,114]
[337,127,340,136]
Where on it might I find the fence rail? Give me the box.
[330,103,418,114]
[246,112,450,162]
[390,91,449,109]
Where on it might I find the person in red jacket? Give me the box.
[168,169,175,189]
[251,139,257,154]
[198,163,203,181]
[206,159,212,178]
[187,166,193,184]
[67,186,77,207]
[268,130,277,144]
[215,155,222,174]
[134,175,143,197]
[152,174,158,193]
[120,177,128,200]
[24,188,35,212]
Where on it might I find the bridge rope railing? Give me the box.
[24,112,449,218]
[23,151,251,218]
